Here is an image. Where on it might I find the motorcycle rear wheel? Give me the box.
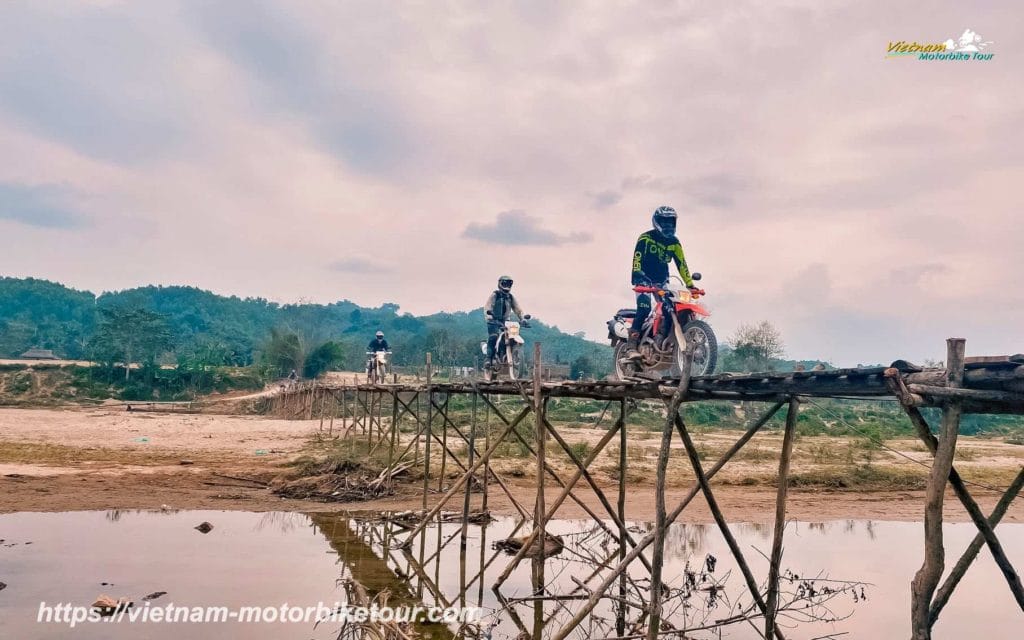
[612,341,639,381]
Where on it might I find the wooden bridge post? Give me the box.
[422,353,433,511]
[647,344,694,640]
[617,397,628,638]
[911,338,965,640]
[765,396,799,639]
[533,342,546,554]
[460,393,478,549]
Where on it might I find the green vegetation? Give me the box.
[0,276,611,375]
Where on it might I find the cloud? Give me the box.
[0,5,188,164]
[587,190,622,209]
[0,182,87,229]
[327,257,394,274]
[462,210,592,246]
[186,1,416,174]
[620,172,756,209]
[0,1,1021,366]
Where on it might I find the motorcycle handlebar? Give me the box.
[632,285,706,296]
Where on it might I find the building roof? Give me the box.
[20,348,59,360]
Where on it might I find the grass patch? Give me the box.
[735,444,775,463]
[805,441,845,464]
[565,441,592,461]
[0,441,185,466]
[788,464,926,490]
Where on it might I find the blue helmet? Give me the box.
[652,206,677,237]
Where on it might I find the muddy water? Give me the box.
[0,510,1020,639]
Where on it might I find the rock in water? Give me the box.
[493,533,564,558]
[92,595,132,615]
[194,521,213,534]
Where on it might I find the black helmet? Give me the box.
[652,205,677,237]
[497,275,513,292]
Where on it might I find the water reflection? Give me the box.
[0,511,1019,639]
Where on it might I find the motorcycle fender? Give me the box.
[510,335,525,344]
[675,302,710,317]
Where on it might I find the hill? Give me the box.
[0,276,611,375]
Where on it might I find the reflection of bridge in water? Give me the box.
[263,339,1023,640]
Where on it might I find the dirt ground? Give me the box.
[1,406,1022,523]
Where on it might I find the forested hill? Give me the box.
[0,276,611,374]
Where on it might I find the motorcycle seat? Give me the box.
[615,308,637,318]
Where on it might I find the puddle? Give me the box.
[0,510,1020,638]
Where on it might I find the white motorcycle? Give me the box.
[481,315,531,381]
[366,351,391,384]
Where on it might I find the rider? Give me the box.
[366,331,390,373]
[367,330,390,353]
[624,206,699,359]
[484,275,528,369]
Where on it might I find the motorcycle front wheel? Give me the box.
[507,345,521,379]
[679,320,718,377]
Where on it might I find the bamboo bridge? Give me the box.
[252,338,1024,640]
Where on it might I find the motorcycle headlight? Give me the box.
[507,325,521,338]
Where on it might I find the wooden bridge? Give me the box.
[256,338,1023,640]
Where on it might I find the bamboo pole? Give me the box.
[888,392,1024,610]
[461,393,478,549]
[482,395,491,513]
[492,414,625,587]
[534,342,546,561]
[422,353,433,511]
[765,396,799,639]
[674,412,787,640]
[399,406,532,548]
[911,338,965,640]
[930,467,1024,623]
[647,343,693,640]
[549,400,785,640]
[617,397,628,639]
[439,393,449,492]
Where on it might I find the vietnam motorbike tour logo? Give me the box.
[886,28,994,61]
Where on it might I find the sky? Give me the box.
[0,1,1021,366]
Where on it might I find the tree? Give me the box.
[571,355,595,380]
[261,328,304,377]
[88,307,173,381]
[304,341,345,379]
[727,321,785,372]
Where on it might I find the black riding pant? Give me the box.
[630,293,652,337]
[486,321,502,361]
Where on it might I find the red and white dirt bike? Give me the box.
[607,273,717,380]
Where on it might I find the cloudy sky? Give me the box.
[0,1,1020,365]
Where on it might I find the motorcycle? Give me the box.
[366,351,391,384]
[480,315,531,381]
[607,273,717,380]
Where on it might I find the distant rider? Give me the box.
[624,206,699,360]
[484,276,528,369]
[366,331,390,373]
[367,330,390,353]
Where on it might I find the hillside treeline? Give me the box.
[0,277,611,377]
